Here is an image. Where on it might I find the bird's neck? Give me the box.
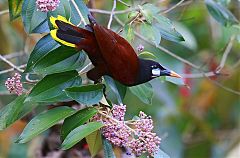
[134,59,153,85]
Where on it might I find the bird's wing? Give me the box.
[93,24,139,85]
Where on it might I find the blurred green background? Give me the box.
[0,0,240,158]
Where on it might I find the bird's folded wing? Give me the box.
[93,24,139,85]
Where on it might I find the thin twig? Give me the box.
[3,51,25,60]
[0,55,24,73]
[162,0,185,14]
[0,64,26,75]
[70,0,87,25]
[78,63,93,75]
[117,0,131,7]
[182,36,235,78]
[215,36,235,73]
[108,0,117,29]
[0,10,9,16]
[89,7,136,15]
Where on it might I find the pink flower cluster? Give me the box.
[36,0,60,12]
[5,73,23,96]
[94,105,161,157]
[128,111,161,157]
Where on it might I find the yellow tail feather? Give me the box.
[50,15,74,29]
[50,15,76,48]
[50,29,75,48]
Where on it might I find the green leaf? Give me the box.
[128,11,138,19]
[0,95,25,130]
[138,51,157,60]
[32,46,86,75]
[103,138,116,158]
[154,15,184,42]
[140,23,161,46]
[22,0,49,33]
[16,106,76,143]
[154,148,170,158]
[129,82,153,105]
[61,122,104,150]
[61,107,98,140]
[205,0,239,27]
[123,25,134,42]
[0,95,37,130]
[26,70,81,103]
[104,76,126,105]
[139,3,160,24]
[48,0,71,20]
[8,0,23,20]
[70,0,90,26]
[25,34,59,73]
[86,130,103,157]
[64,84,104,105]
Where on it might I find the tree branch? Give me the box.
[89,7,137,15]
[0,10,9,16]
[0,64,26,75]
[70,0,87,25]
[0,55,24,73]
[117,0,131,7]
[108,0,117,29]
[162,0,185,14]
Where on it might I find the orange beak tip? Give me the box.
[170,71,182,78]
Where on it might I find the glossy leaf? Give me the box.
[104,76,126,105]
[0,95,37,130]
[123,25,134,42]
[32,46,86,75]
[8,0,23,20]
[103,138,116,158]
[140,23,161,46]
[154,15,184,42]
[25,70,81,103]
[64,84,104,105]
[25,34,59,73]
[86,130,103,157]
[48,0,71,20]
[205,0,239,27]
[0,95,25,130]
[129,82,153,105]
[22,0,49,33]
[138,51,157,60]
[61,122,104,150]
[70,0,90,26]
[128,11,138,19]
[139,3,160,24]
[16,106,76,143]
[61,107,98,140]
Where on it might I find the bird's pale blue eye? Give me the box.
[152,68,161,77]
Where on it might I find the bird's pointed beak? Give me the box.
[160,69,182,78]
[170,70,182,78]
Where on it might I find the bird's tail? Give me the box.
[50,15,87,48]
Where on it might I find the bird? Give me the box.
[49,14,181,86]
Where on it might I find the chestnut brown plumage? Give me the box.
[50,15,181,86]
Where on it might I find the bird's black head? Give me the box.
[135,58,181,85]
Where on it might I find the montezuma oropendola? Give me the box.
[50,15,181,86]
